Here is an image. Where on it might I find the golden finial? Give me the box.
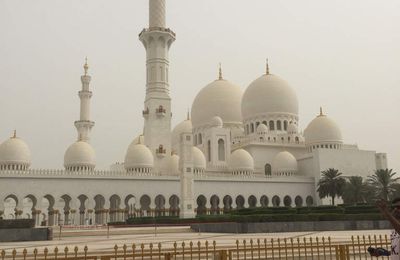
[266,58,270,75]
[12,130,16,138]
[218,63,223,80]
[319,106,324,116]
[186,109,190,120]
[83,57,89,75]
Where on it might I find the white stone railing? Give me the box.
[232,135,305,150]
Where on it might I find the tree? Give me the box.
[317,168,346,205]
[368,169,399,201]
[342,176,365,205]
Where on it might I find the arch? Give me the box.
[169,195,179,216]
[246,125,249,135]
[260,195,269,207]
[283,196,292,207]
[196,195,207,216]
[277,120,282,130]
[94,194,106,225]
[218,139,225,161]
[269,121,275,131]
[198,133,202,145]
[139,195,151,216]
[155,195,166,217]
[207,140,211,161]
[306,196,314,206]
[222,195,232,213]
[295,196,303,207]
[210,195,220,215]
[60,194,72,225]
[235,195,245,209]
[248,195,257,208]
[24,194,37,211]
[194,134,197,145]
[272,196,280,207]
[264,163,272,176]
[283,120,288,131]
[124,195,136,219]
[110,194,122,222]
[250,123,254,133]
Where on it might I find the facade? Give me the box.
[0,0,387,226]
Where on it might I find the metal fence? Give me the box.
[0,235,392,260]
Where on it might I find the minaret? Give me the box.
[139,0,175,172]
[74,58,95,142]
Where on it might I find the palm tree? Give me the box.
[368,169,399,201]
[342,176,365,205]
[317,168,346,205]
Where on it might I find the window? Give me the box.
[265,163,272,176]
[269,121,275,131]
[207,140,211,161]
[218,139,225,161]
[284,121,288,130]
[250,123,254,133]
[198,133,202,144]
[277,121,282,130]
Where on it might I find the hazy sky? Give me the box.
[0,0,399,173]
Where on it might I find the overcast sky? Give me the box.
[0,0,399,173]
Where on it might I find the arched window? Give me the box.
[246,125,249,135]
[256,122,260,127]
[265,163,272,176]
[295,136,299,143]
[284,121,288,130]
[277,120,282,130]
[207,140,211,162]
[250,123,254,133]
[218,139,225,161]
[269,121,275,130]
[198,133,202,144]
[194,134,197,145]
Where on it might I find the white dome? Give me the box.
[167,154,180,174]
[0,136,31,168]
[304,112,342,145]
[287,123,298,134]
[210,116,223,128]
[229,149,254,171]
[192,147,206,169]
[191,79,243,129]
[272,151,298,174]
[256,123,268,134]
[172,119,192,152]
[124,142,154,170]
[64,141,96,169]
[242,74,298,120]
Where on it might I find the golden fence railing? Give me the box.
[0,235,392,260]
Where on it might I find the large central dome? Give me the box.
[242,73,298,120]
[191,77,243,129]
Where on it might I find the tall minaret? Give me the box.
[74,58,95,142]
[139,0,175,172]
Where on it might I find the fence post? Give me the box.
[335,245,348,260]
[164,252,172,260]
[218,250,228,260]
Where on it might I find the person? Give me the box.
[376,198,400,259]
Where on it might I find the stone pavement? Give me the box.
[0,226,392,254]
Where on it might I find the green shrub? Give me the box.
[0,219,35,229]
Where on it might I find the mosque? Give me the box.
[0,0,388,226]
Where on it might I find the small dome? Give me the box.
[229,149,254,171]
[167,154,180,174]
[287,123,298,134]
[0,136,31,169]
[192,147,206,169]
[124,142,154,170]
[272,151,298,174]
[210,116,223,128]
[256,123,268,134]
[172,119,192,153]
[191,79,243,129]
[304,111,342,145]
[64,141,96,170]
[242,74,298,120]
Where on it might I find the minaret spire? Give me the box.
[140,0,175,173]
[266,58,270,75]
[74,58,95,142]
[218,63,223,80]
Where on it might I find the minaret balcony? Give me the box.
[142,108,149,117]
[156,107,166,117]
[156,145,166,158]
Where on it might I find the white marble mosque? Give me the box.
[0,0,388,226]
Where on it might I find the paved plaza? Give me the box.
[0,226,392,254]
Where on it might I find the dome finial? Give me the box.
[218,63,223,80]
[266,58,270,75]
[84,57,89,75]
[187,108,190,120]
[12,129,16,138]
[319,106,324,116]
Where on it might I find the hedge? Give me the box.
[0,219,35,229]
